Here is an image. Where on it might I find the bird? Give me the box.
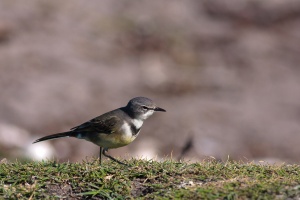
[33,97,166,165]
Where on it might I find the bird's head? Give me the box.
[126,97,166,120]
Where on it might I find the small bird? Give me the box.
[33,97,166,165]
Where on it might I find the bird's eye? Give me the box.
[142,106,148,110]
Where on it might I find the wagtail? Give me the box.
[33,97,166,165]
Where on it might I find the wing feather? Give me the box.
[71,115,121,134]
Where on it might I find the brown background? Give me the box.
[0,0,300,163]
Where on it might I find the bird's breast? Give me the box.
[120,122,138,143]
[84,121,141,149]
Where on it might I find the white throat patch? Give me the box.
[141,110,154,120]
[132,119,143,129]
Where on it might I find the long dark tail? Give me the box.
[33,131,77,144]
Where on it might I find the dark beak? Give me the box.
[154,107,166,112]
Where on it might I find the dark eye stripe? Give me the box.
[142,106,155,110]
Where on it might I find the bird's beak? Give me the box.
[154,107,166,112]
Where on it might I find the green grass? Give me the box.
[1,158,300,199]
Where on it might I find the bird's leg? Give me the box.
[102,148,128,166]
[99,147,102,165]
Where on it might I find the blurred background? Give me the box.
[0,0,300,164]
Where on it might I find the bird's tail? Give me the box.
[33,131,77,144]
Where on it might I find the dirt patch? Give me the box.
[46,184,75,199]
[131,178,155,197]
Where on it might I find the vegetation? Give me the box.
[1,158,300,199]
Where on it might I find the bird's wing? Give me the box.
[70,115,122,134]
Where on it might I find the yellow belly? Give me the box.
[87,131,139,149]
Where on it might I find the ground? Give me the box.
[1,158,300,199]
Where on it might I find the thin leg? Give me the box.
[102,148,128,166]
[99,147,103,165]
